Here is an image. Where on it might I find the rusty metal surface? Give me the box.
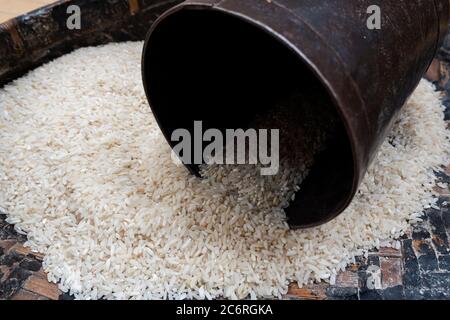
[0,0,448,229]
[142,0,449,228]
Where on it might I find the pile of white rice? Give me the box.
[0,42,448,300]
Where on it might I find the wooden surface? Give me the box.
[0,0,56,23]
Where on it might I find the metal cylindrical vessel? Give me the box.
[142,0,449,228]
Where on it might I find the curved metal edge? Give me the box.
[141,0,367,228]
[435,0,450,50]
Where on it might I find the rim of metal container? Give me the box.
[435,0,450,49]
[141,2,373,226]
[142,0,448,227]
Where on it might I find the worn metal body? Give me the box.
[142,0,449,227]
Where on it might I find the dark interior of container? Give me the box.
[142,9,355,227]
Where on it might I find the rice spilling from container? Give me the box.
[0,42,448,300]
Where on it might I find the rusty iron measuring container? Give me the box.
[141,0,449,228]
